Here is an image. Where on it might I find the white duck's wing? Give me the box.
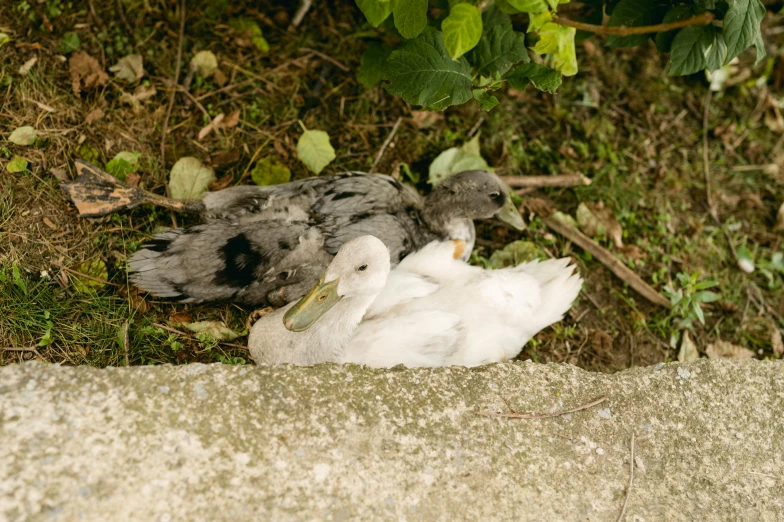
[343,311,463,368]
[395,239,471,282]
[363,270,440,318]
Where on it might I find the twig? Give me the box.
[54,263,121,287]
[116,0,134,37]
[152,323,190,337]
[616,433,636,522]
[1,346,38,351]
[474,395,608,419]
[526,199,671,309]
[87,0,104,28]
[298,47,349,72]
[160,0,186,170]
[290,0,313,28]
[195,78,254,101]
[122,321,130,367]
[370,117,403,173]
[552,12,714,36]
[505,173,591,189]
[703,89,717,219]
[467,115,485,138]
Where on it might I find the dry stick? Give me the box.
[703,89,717,219]
[475,395,608,420]
[290,0,313,28]
[56,264,121,287]
[526,199,671,309]
[122,321,130,367]
[298,47,349,72]
[370,117,403,173]
[116,0,134,37]
[505,173,591,189]
[616,433,636,522]
[553,12,714,35]
[159,0,186,171]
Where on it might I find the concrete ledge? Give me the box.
[1,360,782,521]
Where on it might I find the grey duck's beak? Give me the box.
[497,195,526,230]
[283,274,342,332]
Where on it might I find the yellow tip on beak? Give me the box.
[497,196,526,231]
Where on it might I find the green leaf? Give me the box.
[229,18,269,52]
[694,290,721,303]
[357,41,393,88]
[481,4,511,32]
[356,0,393,27]
[505,0,549,13]
[528,11,552,33]
[429,134,490,185]
[669,25,727,76]
[77,143,101,165]
[693,301,705,324]
[181,321,241,341]
[297,125,336,175]
[605,0,667,48]
[251,157,292,186]
[382,28,473,110]
[488,240,544,268]
[59,31,81,54]
[6,155,28,173]
[9,126,38,146]
[442,3,483,60]
[472,89,499,111]
[105,151,141,182]
[723,0,765,64]
[190,50,218,78]
[655,6,693,53]
[471,23,529,78]
[393,0,428,39]
[12,265,27,295]
[0,33,10,49]
[505,63,562,93]
[168,157,217,200]
[72,259,108,294]
[532,23,577,76]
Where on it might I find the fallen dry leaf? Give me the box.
[28,99,55,112]
[774,202,784,232]
[705,340,755,360]
[771,326,783,356]
[125,172,141,187]
[49,167,69,182]
[69,51,108,95]
[616,244,645,260]
[208,175,234,191]
[208,148,241,168]
[84,108,104,124]
[133,84,157,102]
[576,201,624,247]
[109,54,144,83]
[18,56,37,75]
[168,311,193,325]
[213,68,228,86]
[42,217,57,231]
[221,109,240,128]
[678,331,699,362]
[410,110,444,129]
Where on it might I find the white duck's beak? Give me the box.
[283,274,342,332]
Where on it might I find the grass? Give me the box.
[1,0,782,370]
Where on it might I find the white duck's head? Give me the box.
[283,235,390,332]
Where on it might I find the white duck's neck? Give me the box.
[304,294,377,364]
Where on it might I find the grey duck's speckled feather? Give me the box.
[129,170,515,306]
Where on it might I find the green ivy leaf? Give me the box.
[655,5,693,53]
[605,0,667,48]
[669,25,727,76]
[505,63,562,92]
[532,23,577,76]
[297,124,336,175]
[382,28,472,110]
[59,31,81,54]
[168,157,217,200]
[723,0,765,64]
[472,89,499,111]
[505,0,549,13]
[393,0,428,39]
[442,3,483,60]
[357,41,393,88]
[356,0,394,27]
[251,157,292,186]
[105,151,141,182]
[6,155,28,173]
[471,23,529,78]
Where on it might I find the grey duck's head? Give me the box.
[426,170,525,230]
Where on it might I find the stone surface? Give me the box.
[0,359,782,521]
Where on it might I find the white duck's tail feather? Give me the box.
[518,258,583,333]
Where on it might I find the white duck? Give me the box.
[248,236,582,368]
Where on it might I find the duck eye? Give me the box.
[317,294,327,302]
[357,264,368,272]
[489,191,502,200]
